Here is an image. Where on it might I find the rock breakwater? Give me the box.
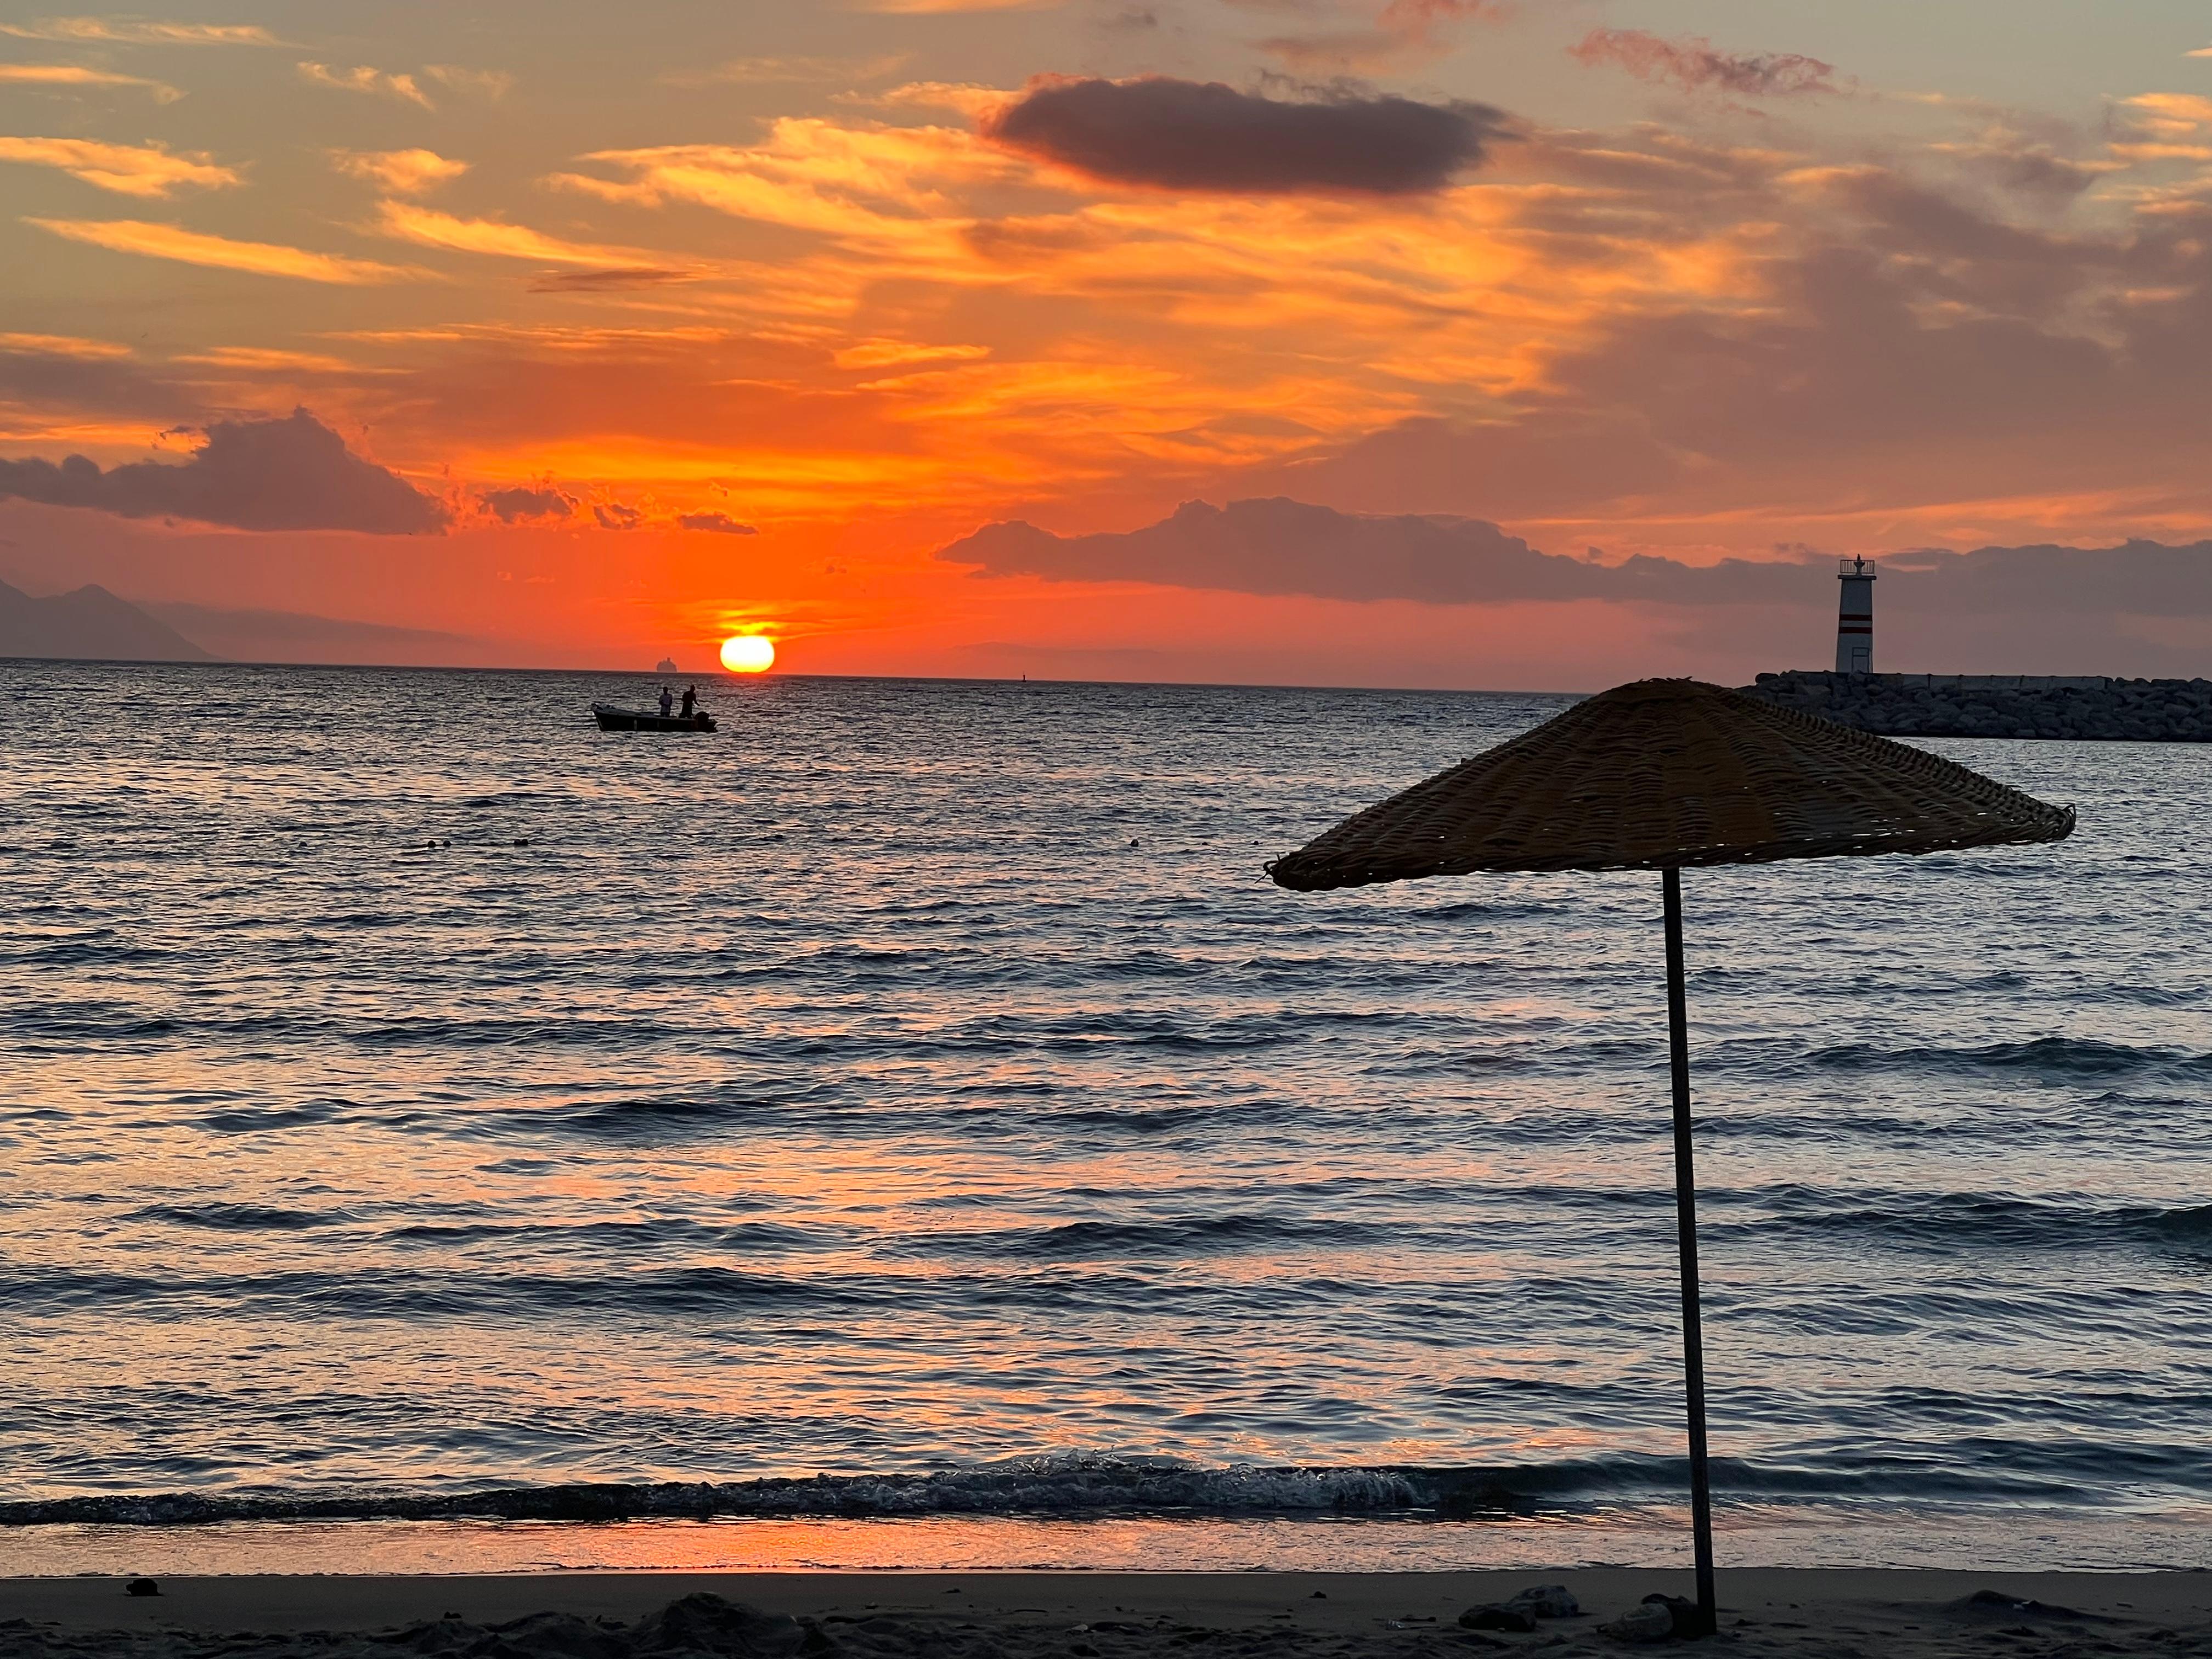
[1743,672,2212,741]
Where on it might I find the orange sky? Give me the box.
[4,2,2212,684]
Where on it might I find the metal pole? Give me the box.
[1663,866,1717,1634]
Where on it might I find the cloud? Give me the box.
[297,63,431,108]
[27,217,430,283]
[940,501,2212,647]
[594,502,644,529]
[0,409,447,533]
[422,64,512,99]
[478,485,575,522]
[674,54,908,85]
[834,338,991,368]
[370,200,657,268]
[0,136,240,197]
[941,496,1808,602]
[527,267,695,292]
[0,64,179,99]
[0,331,131,359]
[678,511,758,534]
[1568,29,1841,98]
[979,76,1511,195]
[331,148,469,196]
[171,346,375,374]
[0,17,282,45]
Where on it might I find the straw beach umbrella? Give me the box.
[1268,678,2074,1634]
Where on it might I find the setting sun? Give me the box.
[720,634,776,674]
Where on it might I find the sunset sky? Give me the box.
[3,0,2211,686]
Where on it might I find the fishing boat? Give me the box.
[591,702,717,732]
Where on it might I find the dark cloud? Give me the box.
[980,75,1511,195]
[0,409,445,533]
[478,485,574,523]
[941,501,2212,673]
[592,502,643,530]
[1568,29,1839,97]
[677,511,757,535]
[942,496,1808,603]
[528,267,694,293]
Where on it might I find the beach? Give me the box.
[7,1570,2211,1656]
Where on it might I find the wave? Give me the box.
[1792,1036,2212,1082]
[13,1438,2210,1529]
[1708,1188,2212,1255]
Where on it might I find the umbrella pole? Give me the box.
[1662,866,1717,1634]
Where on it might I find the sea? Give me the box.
[3,661,2210,1577]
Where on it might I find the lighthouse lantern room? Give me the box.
[1835,556,1875,674]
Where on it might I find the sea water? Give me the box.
[3,662,2209,1573]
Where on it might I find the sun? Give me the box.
[719,634,776,674]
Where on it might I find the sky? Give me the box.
[2,0,2210,687]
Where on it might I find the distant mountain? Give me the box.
[0,578,217,663]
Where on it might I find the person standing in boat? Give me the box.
[679,685,697,721]
[657,685,674,718]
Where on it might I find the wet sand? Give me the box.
[4,1568,2209,1656]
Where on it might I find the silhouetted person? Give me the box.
[680,685,697,720]
[658,685,674,718]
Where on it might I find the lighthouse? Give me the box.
[1835,556,1875,674]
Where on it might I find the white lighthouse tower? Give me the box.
[1835,556,1875,674]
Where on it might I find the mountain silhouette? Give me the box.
[0,579,216,662]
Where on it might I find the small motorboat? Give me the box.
[592,702,717,732]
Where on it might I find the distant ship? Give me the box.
[654,656,678,673]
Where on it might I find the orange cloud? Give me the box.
[26,218,432,283]
[0,16,283,45]
[0,64,179,99]
[297,62,431,108]
[0,136,241,197]
[0,331,132,358]
[370,200,669,267]
[331,149,469,196]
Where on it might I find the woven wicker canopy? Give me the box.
[1269,678,2075,891]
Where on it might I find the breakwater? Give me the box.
[1743,672,2212,741]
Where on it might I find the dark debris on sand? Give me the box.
[5,1592,2212,1659]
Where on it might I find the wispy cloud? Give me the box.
[1568,29,1842,97]
[423,64,512,99]
[527,267,695,292]
[846,80,1007,117]
[172,345,379,373]
[834,338,991,368]
[0,16,281,44]
[0,331,131,358]
[0,136,240,197]
[672,53,907,85]
[0,64,179,99]
[26,217,431,283]
[297,62,431,108]
[331,148,469,196]
[371,200,670,268]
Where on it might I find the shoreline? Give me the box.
[5,1568,2210,1655]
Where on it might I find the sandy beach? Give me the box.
[4,1569,2209,1657]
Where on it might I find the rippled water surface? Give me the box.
[3,662,2210,1570]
